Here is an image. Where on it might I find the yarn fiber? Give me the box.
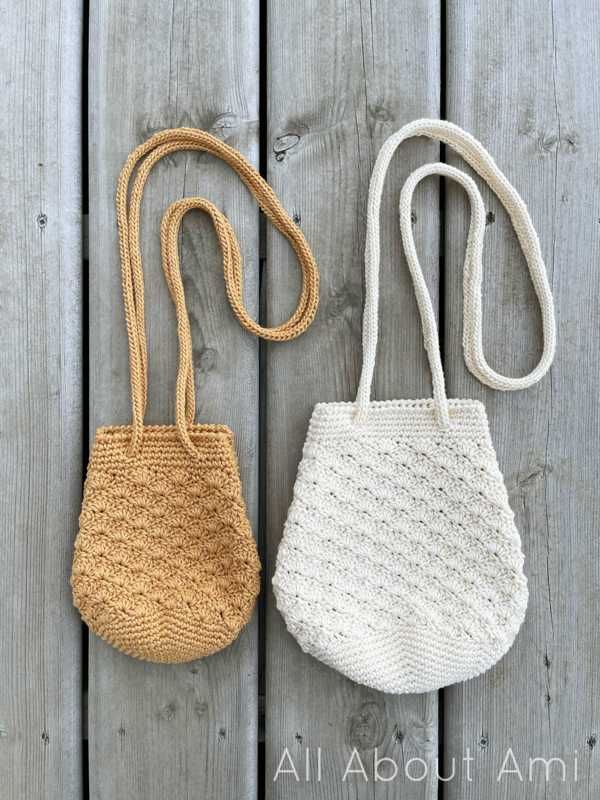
[273,120,556,694]
[72,425,260,662]
[274,400,527,693]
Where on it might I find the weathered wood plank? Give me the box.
[444,1,600,797]
[0,2,83,798]
[87,2,259,798]
[265,1,441,796]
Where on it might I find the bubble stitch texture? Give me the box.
[73,425,260,662]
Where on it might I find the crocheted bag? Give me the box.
[72,129,319,663]
[273,119,556,693]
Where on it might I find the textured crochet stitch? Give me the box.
[273,119,556,694]
[73,425,260,662]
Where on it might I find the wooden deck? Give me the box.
[1,1,598,798]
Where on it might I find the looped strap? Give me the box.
[160,197,265,459]
[116,128,320,453]
[355,119,556,427]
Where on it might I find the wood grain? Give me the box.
[0,1,83,798]
[443,1,600,797]
[87,2,259,797]
[264,1,441,797]
[4,3,599,797]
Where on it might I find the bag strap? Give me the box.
[355,119,556,427]
[116,128,320,452]
[160,198,242,458]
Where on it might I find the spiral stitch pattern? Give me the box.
[72,426,261,662]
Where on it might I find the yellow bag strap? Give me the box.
[160,198,251,458]
[115,128,320,452]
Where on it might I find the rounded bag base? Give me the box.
[72,424,261,663]
[276,600,525,695]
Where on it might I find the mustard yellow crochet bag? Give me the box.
[72,129,319,662]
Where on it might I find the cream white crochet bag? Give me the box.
[273,119,556,694]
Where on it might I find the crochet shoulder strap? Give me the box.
[116,128,320,452]
[355,119,556,427]
[160,197,251,458]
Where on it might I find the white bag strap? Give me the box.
[355,119,556,427]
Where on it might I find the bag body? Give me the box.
[274,400,527,693]
[73,425,259,662]
[274,119,556,693]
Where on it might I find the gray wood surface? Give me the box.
[2,3,599,798]
[443,1,600,798]
[87,2,259,798]
[0,2,83,799]
[264,1,441,797]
